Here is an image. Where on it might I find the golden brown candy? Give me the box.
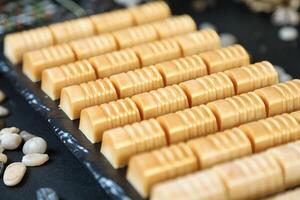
[200,44,250,74]
[90,9,134,34]
[101,119,167,169]
[173,28,220,56]
[151,15,196,39]
[23,44,75,82]
[132,85,189,120]
[49,17,95,44]
[69,33,118,60]
[129,1,171,25]
[89,49,140,78]
[4,27,54,64]
[187,128,252,169]
[109,65,164,99]
[133,39,181,66]
[180,72,235,107]
[151,169,227,200]
[213,153,284,200]
[127,143,198,198]
[79,98,141,143]
[157,105,218,144]
[155,54,208,86]
[207,92,267,131]
[41,60,96,100]
[239,113,300,152]
[255,80,300,116]
[225,61,278,94]
[60,78,118,120]
[267,142,300,189]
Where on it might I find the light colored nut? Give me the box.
[23,137,47,154]
[0,153,7,163]
[0,106,9,117]
[0,133,22,150]
[22,154,49,167]
[20,131,36,142]
[3,162,27,186]
[0,127,20,135]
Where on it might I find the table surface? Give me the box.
[0,1,299,200]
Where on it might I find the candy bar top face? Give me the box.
[4,27,54,65]
[151,15,196,39]
[129,1,171,25]
[90,9,134,34]
[23,44,76,82]
[49,17,95,44]
[200,44,250,74]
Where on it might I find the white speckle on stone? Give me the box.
[278,26,299,41]
[220,33,237,47]
[0,133,22,150]
[23,137,47,154]
[22,154,49,167]
[3,162,27,186]
[199,22,217,31]
[114,0,142,7]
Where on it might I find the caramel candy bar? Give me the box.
[151,15,196,39]
[265,187,300,200]
[90,9,134,34]
[151,169,227,200]
[60,78,118,120]
[200,44,250,74]
[155,55,207,86]
[49,18,95,44]
[255,80,300,116]
[157,105,218,144]
[225,61,278,95]
[41,60,96,100]
[239,113,300,152]
[127,143,198,198]
[213,153,284,200]
[69,33,118,60]
[207,92,267,131]
[133,39,181,66]
[79,98,140,143]
[187,128,252,169]
[112,24,158,49]
[4,27,54,64]
[267,142,300,189]
[132,85,189,120]
[109,65,164,99]
[179,72,235,107]
[101,119,167,169]
[173,28,220,56]
[89,49,140,78]
[129,1,171,25]
[290,110,300,124]
[23,44,75,82]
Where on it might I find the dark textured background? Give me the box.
[0,1,299,200]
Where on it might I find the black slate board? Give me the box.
[1,1,299,199]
